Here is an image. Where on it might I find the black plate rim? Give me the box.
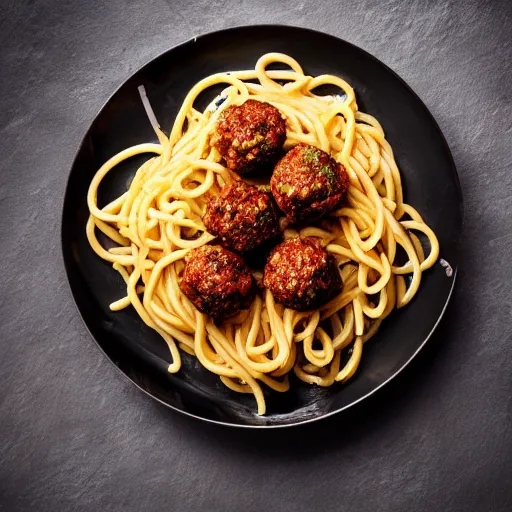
[61,24,463,429]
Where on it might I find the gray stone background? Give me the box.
[1,0,511,510]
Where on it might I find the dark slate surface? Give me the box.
[1,1,511,510]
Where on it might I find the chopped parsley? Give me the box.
[319,165,337,191]
[240,133,264,151]
[278,183,293,195]
[260,140,272,152]
[257,184,271,193]
[302,147,321,164]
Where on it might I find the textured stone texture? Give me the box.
[1,0,511,511]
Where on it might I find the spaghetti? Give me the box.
[86,53,439,415]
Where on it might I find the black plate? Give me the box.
[62,25,463,428]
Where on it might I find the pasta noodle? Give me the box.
[86,53,439,415]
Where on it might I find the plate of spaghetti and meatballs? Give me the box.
[62,25,462,427]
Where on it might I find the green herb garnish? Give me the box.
[302,147,320,164]
[278,183,292,194]
[319,165,337,191]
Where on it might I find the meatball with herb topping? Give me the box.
[270,143,349,223]
[211,99,286,175]
[180,245,255,320]
[203,181,281,253]
[263,237,342,311]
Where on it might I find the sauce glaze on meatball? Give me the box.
[211,99,286,175]
[203,181,281,253]
[180,245,255,320]
[270,143,349,223]
[263,237,342,311]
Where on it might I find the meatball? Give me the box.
[270,143,349,223]
[203,181,281,253]
[263,237,342,311]
[211,99,286,175]
[180,245,255,320]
